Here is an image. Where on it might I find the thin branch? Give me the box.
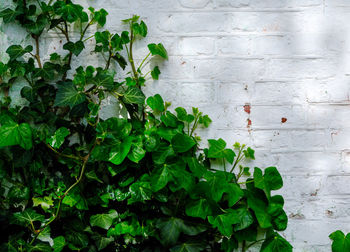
[34,36,42,68]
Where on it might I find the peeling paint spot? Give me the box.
[281,117,287,123]
[326,210,334,217]
[244,104,251,114]
[310,189,319,197]
[289,213,305,219]
[181,61,186,65]
[247,118,252,127]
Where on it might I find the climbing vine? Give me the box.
[0,1,292,251]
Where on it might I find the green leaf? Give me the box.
[170,240,207,252]
[94,8,108,26]
[33,196,54,212]
[128,181,153,204]
[330,230,350,252]
[11,209,44,226]
[184,157,206,178]
[53,2,84,23]
[198,114,212,128]
[92,233,114,251]
[123,86,145,105]
[46,127,70,149]
[127,137,146,163]
[54,82,86,108]
[25,14,47,35]
[85,170,103,183]
[171,133,196,153]
[90,210,117,230]
[53,236,66,252]
[109,136,133,165]
[207,138,235,164]
[243,147,255,159]
[151,164,171,192]
[208,210,241,236]
[147,94,165,112]
[261,233,293,252]
[151,66,161,80]
[233,207,254,231]
[185,198,211,219]
[156,218,185,246]
[160,111,178,127]
[63,41,85,56]
[6,45,33,60]
[254,167,283,193]
[0,8,20,23]
[0,123,33,150]
[148,43,168,59]
[92,70,115,90]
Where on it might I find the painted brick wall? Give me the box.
[1,0,350,251]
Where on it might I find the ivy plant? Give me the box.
[0,0,293,251]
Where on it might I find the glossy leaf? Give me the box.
[0,123,33,150]
[148,43,168,59]
[46,127,70,149]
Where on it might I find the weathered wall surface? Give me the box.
[1,0,350,251]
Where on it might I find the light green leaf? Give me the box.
[33,196,54,212]
[148,43,168,59]
[207,138,235,164]
[46,127,70,149]
[123,86,145,105]
[109,136,133,165]
[151,165,171,192]
[147,94,164,112]
[53,236,66,252]
[208,210,241,236]
[0,123,33,150]
[90,210,117,230]
[329,230,350,252]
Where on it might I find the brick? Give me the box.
[217,36,251,55]
[155,13,232,33]
[179,0,212,8]
[177,37,215,55]
[251,81,305,105]
[180,82,216,105]
[250,105,307,129]
[217,82,250,104]
[193,58,264,81]
[265,58,337,79]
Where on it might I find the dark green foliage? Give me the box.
[0,1,292,251]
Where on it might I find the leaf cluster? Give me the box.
[0,1,292,251]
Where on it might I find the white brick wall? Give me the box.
[2,0,350,250]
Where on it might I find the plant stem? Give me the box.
[230,147,243,173]
[33,36,42,68]
[242,241,246,252]
[45,143,81,161]
[128,23,138,82]
[138,52,151,70]
[190,115,199,136]
[30,141,97,245]
[105,50,112,70]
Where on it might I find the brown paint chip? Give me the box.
[281,117,287,123]
[247,119,252,127]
